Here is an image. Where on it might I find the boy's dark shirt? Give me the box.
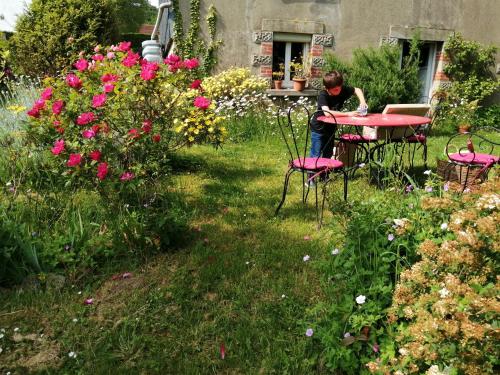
[311,86,355,133]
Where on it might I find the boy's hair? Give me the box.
[323,71,344,89]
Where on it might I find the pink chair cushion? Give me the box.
[448,152,499,165]
[340,134,376,143]
[292,157,344,170]
[406,134,427,144]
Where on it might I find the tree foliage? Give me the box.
[10,0,120,77]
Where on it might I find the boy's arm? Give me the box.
[321,106,357,117]
[354,87,367,107]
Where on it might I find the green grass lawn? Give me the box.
[0,134,462,373]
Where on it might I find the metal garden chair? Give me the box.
[275,105,348,228]
[444,126,499,192]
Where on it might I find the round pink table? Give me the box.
[317,113,432,175]
[317,113,431,127]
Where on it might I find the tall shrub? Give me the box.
[323,38,421,112]
[9,0,120,77]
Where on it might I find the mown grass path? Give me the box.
[0,135,453,373]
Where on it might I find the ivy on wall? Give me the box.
[171,0,221,76]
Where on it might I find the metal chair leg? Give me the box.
[275,169,294,215]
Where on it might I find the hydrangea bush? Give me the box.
[25,42,226,188]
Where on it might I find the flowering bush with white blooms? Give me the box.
[366,179,500,375]
[25,42,226,188]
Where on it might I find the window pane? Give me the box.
[272,41,286,73]
[291,42,304,64]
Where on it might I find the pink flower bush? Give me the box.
[190,79,202,90]
[92,94,107,108]
[103,83,115,93]
[120,172,134,181]
[67,153,82,167]
[40,87,53,100]
[184,58,200,70]
[82,129,96,139]
[141,120,152,133]
[89,150,101,161]
[74,59,88,72]
[97,162,108,180]
[194,96,211,110]
[52,100,65,115]
[76,112,96,125]
[122,51,140,67]
[66,73,82,89]
[51,139,65,155]
[26,42,226,186]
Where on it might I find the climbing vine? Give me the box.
[171,0,221,76]
[184,0,201,58]
[172,0,185,56]
[202,5,222,75]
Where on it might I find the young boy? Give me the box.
[310,70,367,159]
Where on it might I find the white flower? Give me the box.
[303,255,310,262]
[344,332,351,338]
[398,348,408,356]
[423,170,432,175]
[0,333,4,339]
[245,261,250,265]
[356,295,366,304]
[440,223,448,231]
[439,287,450,298]
[0,347,3,354]
[72,318,78,323]
[13,327,19,332]
[331,248,340,255]
[281,294,286,299]
[68,351,77,358]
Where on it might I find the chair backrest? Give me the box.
[276,105,338,168]
[276,103,311,164]
[445,126,499,161]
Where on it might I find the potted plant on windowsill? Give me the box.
[272,63,284,90]
[450,99,479,133]
[290,59,309,91]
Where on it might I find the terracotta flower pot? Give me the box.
[273,80,283,90]
[293,78,306,91]
[458,123,471,134]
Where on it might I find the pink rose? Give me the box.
[164,54,181,65]
[118,41,132,52]
[97,162,108,180]
[52,100,65,115]
[122,51,140,67]
[90,150,101,161]
[194,96,211,110]
[40,87,53,100]
[140,67,156,81]
[106,52,115,59]
[33,99,46,110]
[120,172,135,181]
[190,79,202,90]
[67,153,82,167]
[184,58,199,70]
[27,107,40,118]
[66,73,82,89]
[152,134,161,143]
[92,54,104,61]
[103,83,115,93]
[74,59,88,72]
[92,94,107,108]
[141,120,152,133]
[128,128,140,139]
[76,112,96,125]
[82,129,96,139]
[101,73,119,83]
[51,139,65,155]
[94,45,101,53]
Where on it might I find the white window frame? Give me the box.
[282,43,309,88]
